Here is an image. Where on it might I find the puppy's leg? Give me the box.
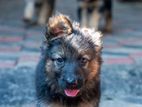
[48,103,63,107]
[36,102,63,107]
[23,0,35,22]
[79,100,99,107]
[38,0,55,25]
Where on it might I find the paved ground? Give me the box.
[0,0,142,107]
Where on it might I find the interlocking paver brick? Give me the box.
[104,57,134,65]
[16,52,40,68]
[0,52,19,60]
[103,47,142,55]
[0,0,142,106]
[0,60,16,69]
[0,36,23,42]
[0,46,21,52]
[23,41,41,50]
[100,98,142,107]
[0,25,24,33]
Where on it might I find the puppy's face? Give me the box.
[45,28,102,98]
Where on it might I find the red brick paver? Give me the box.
[0,60,16,69]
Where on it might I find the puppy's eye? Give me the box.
[79,57,89,66]
[56,58,64,63]
[54,57,65,66]
[63,26,66,30]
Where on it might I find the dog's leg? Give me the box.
[104,10,112,33]
[35,0,43,18]
[77,7,82,22]
[104,0,112,33]
[38,0,55,25]
[89,10,100,30]
[81,8,88,27]
[23,0,35,22]
[37,0,48,25]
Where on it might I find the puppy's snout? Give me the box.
[66,77,77,85]
[65,77,78,88]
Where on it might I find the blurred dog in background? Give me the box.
[23,0,55,25]
[77,0,112,33]
[23,0,112,31]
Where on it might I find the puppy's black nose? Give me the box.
[66,77,75,84]
[65,77,78,88]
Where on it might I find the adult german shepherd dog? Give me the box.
[36,14,103,107]
[77,0,112,33]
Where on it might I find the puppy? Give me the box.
[36,14,103,107]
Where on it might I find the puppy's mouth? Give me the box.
[63,80,82,97]
[64,89,80,97]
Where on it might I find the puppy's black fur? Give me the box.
[36,14,103,107]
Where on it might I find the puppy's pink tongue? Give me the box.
[64,89,80,97]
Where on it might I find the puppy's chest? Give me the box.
[47,101,95,107]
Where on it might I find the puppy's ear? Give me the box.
[92,31,103,52]
[81,28,103,51]
[45,14,73,41]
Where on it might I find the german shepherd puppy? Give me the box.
[77,0,112,33]
[36,14,103,107]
